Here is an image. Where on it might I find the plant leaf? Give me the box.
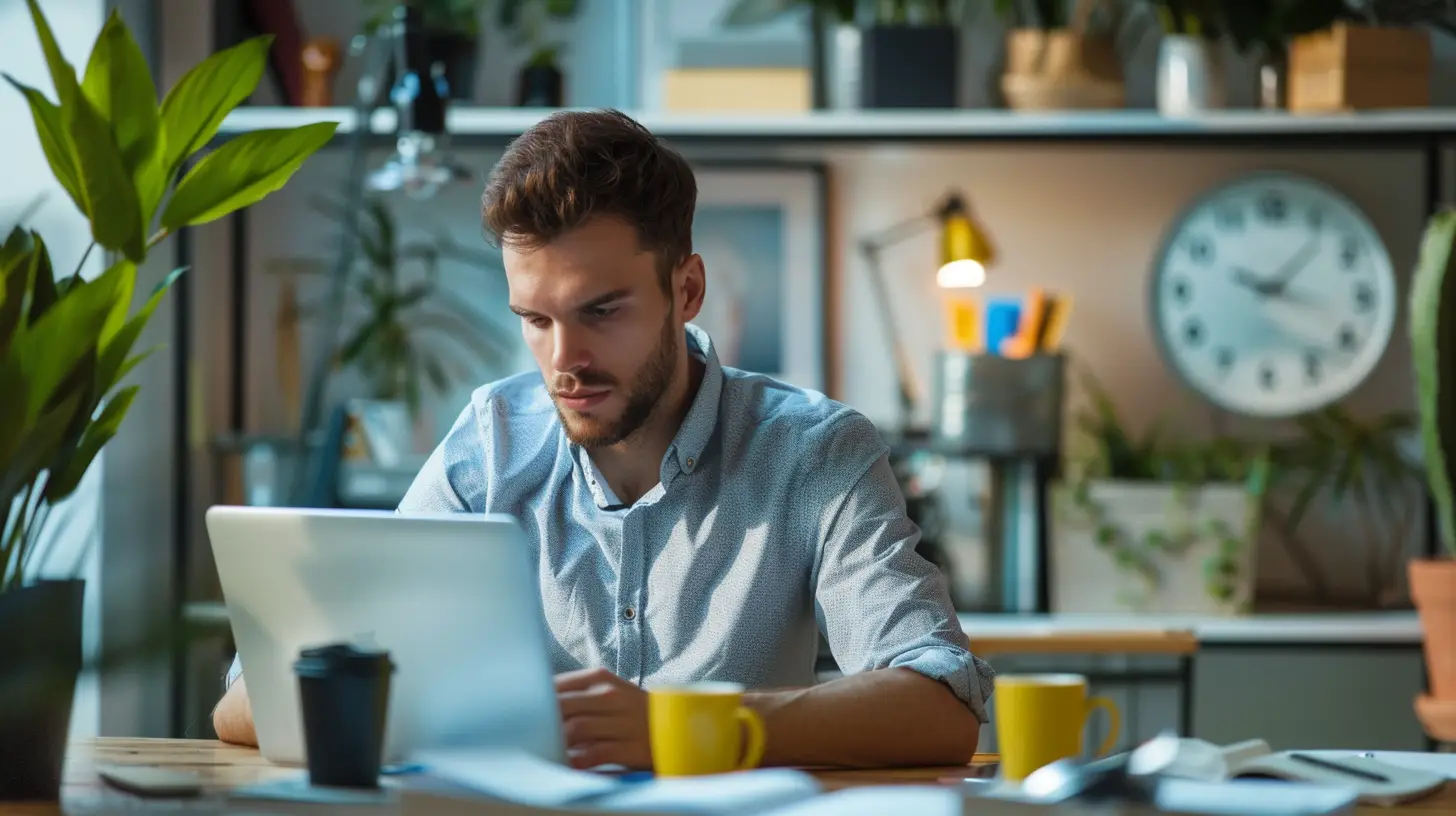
[2,78,84,214]
[66,89,144,261]
[0,246,38,360]
[0,391,82,515]
[46,384,138,502]
[24,232,57,325]
[81,10,164,225]
[17,258,127,421]
[161,122,338,230]
[158,35,272,179]
[96,266,184,396]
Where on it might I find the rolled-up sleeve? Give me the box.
[810,413,996,723]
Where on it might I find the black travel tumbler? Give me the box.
[292,642,395,788]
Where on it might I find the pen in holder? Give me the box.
[932,351,1065,459]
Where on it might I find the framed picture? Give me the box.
[690,163,829,394]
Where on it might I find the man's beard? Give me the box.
[552,311,679,448]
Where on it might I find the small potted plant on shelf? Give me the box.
[494,0,580,107]
[0,1,334,800]
[1053,368,1270,616]
[1142,0,1227,115]
[362,0,486,100]
[992,0,1128,111]
[1407,207,1456,745]
[722,0,966,109]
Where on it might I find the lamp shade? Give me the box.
[937,194,993,289]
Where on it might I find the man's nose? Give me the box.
[552,323,591,374]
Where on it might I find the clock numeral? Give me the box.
[1338,324,1359,352]
[1172,278,1192,305]
[1304,350,1322,384]
[1215,347,1235,375]
[1354,281,1375,313]
[1306,206,1324,230]
[1182,317,1205,347]
[1186,235,1214,265]
[1340,237,1360,270]
[1215,207,1245,230]
[1258,192,1288,222]
[1258,362,1277,391]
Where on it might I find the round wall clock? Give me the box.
[1149,171,1397,418]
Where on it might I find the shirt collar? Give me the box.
[570,323,724,505]
[667,323,723,479]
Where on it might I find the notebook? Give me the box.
[1151,738,1447,807]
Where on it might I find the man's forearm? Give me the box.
[743,667,980,769]
[212,677,259,747]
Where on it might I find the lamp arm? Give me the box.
[858,213,936,434]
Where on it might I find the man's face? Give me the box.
[504,217,701,448]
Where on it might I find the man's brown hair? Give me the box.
[482,109,697,290]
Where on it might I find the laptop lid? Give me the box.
[205,505,565,766]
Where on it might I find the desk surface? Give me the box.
[2,738,1451,815]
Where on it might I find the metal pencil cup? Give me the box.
[931,352,1065,458]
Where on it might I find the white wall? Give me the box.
[0,0,110,741]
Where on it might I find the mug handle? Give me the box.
[735,706,766,770]
[1086,696,1121,758]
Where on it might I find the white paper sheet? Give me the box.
[758,786,961,816]
[412,748,622,808]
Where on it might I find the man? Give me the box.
[214,108,995,769]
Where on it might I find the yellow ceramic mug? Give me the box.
[648,682,766,777]
[993,673,1120,782]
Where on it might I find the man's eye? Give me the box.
[526,316,550,329]
[587,306,617,319]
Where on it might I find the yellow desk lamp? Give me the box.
[858,191,995,433]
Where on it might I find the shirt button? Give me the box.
[686,457,695,469]
[623,607,636,621]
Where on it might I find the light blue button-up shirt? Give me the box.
[230,324,993,722]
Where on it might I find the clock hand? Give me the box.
[1269,236,1321,292]
[1230,265,1279,296]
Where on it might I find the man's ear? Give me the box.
[676,254,706,323]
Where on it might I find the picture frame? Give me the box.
[690,162,829,394]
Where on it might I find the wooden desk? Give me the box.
[4,738,1453,814]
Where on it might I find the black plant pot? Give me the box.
[516,63,564,107]
[426,30,478,101]
[0,579,85,801]
[387,29,479,102]
[860,24,959,108]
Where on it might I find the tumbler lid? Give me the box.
[293,642,394,678]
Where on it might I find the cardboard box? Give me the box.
[1288,24,1430,112]
[661,68,812,112]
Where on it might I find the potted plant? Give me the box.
[722,0,966,109]
[1408,208,1456,744]
[993,0,1127,111]
[1052,368,1270,616]
[1143,0,1227,115]
[721,0,861,109]
[0,1,334,800]
[1219,0,1351,109]
[363,0,485,100]
[494,0,580,107]
[272,195,515,425]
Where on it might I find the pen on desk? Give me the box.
[1287,752,1391,783]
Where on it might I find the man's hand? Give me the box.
[554,668,651,770]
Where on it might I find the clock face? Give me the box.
[1151,172,1396,418]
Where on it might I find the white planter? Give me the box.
[824,22,862,110]
[1156,35,1226,116]
[1051,480,1257,616]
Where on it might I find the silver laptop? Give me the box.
[205,505,565,767]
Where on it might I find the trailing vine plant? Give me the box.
[1059,368,1270,612]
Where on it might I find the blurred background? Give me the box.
[3,0,1454,755]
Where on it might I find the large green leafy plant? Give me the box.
[1,0,336,593]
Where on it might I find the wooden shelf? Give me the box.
[217,106,1456,144]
